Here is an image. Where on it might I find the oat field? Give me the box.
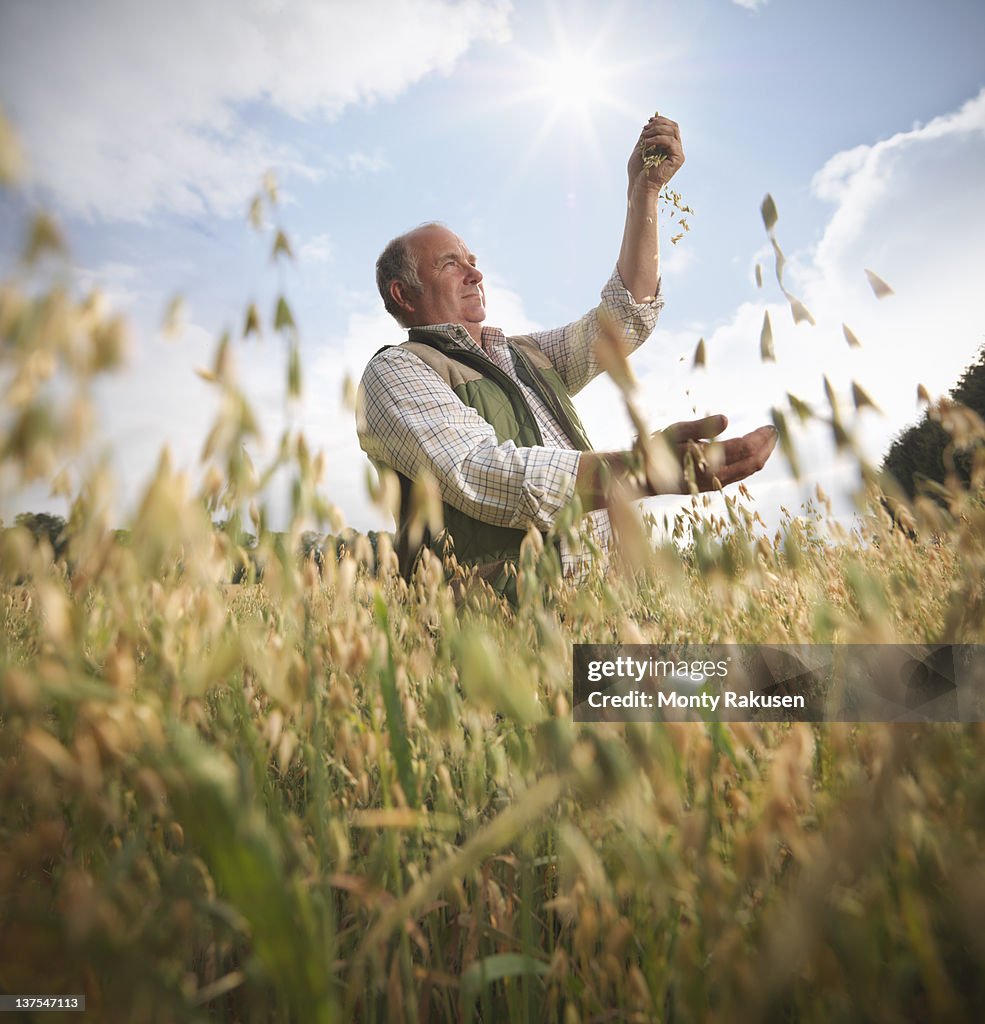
[3,157,985,1022]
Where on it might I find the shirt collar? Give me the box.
[407,323,507,353]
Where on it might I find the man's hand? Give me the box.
[653,414,778,493]
[575,414,777,511]
[627,114,684,197]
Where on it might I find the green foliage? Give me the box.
[883,341,985,499]
[14,511,69,561]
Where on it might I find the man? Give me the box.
[357,114,777,594]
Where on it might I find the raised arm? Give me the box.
[526,116,681,393]
[617,114,685,303]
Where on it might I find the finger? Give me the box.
[640,139,683,159]
[643,120,679,135]
[641,128,681,146]
[642,134,680,152]
[711,427,778,486]
[719,425,778,462]
[640,136,685,163]
[664,414,728,444]
[715,427,777,468]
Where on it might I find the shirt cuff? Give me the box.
[507,446,581,531]
[602,266,663,348]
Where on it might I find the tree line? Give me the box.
[2,514,390,582]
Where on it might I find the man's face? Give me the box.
[399,225,486,331]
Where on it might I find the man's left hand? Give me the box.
[627,114,685,197]
[653,414,778,493]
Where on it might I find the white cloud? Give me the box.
[297,233,333,265]
[660,242,697,279]
[795,88,985,418]
[344,152,389,175]
[90,320,225,517]
[86,306,376,532]
[0,0,512,222]
[731,0,769,10]
[809,88,985,293]
[481,271,544,335]
[73,262,146,311]
[301,306,407,531]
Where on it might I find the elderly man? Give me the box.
[357,114,777,594]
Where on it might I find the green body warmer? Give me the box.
[383,329,594,596]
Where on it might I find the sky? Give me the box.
[1,0,984,539]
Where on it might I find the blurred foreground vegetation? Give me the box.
[3,116,985,1022]
[4,476,985,1024]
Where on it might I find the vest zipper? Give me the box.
[509,346,592,452]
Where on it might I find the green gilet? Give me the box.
[381,328,594,594]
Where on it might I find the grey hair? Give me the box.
[376,222,444,326]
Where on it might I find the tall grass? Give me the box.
[2,137,985,1022]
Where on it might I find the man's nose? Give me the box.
[465,263,483,284]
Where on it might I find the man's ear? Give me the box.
[390,281,415,316]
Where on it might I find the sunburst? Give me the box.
[529,42,622,118]
[501,33,638,194]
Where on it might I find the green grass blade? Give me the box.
[460,953,550,1024]
[374,593,418,809]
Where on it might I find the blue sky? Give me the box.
[1,0,984,536]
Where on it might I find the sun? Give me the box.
[501,37,637,186]
[478,8,646,196]
[531,46,615,115]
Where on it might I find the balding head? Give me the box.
[376,222,445,327]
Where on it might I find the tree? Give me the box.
[14,512,69,561]
[882,341,985,500]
